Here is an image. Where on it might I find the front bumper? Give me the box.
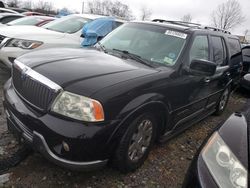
[6,110,108,170]
[3,79,120,170]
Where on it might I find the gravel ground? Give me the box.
[0,67,248,188]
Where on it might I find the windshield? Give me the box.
[42,15,91,34]
[8,16,44,26]
[100,23,187,67]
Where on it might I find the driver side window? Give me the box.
[190,36,209,63]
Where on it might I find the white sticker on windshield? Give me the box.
[165,30,187,39]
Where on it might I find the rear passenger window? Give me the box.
[190,36,209,62]
[228,38,242,65]
[211,36,227,66]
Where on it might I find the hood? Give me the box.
[0,25,64,40]
[17,48,159,97]
[218,113,248,169]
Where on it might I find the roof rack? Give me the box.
[152,19,201,28]
[152,19,231,34]
[203,26,231,34]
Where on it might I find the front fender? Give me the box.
[117,93,170,120]
[104,93,171,155]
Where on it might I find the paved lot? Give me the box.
[0,67,248,188]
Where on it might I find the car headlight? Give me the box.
[51,91,104,122]
[6,39,43,49]
[202,132,247,188]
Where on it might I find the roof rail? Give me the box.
[152,19,231,35]
[152,19,201,28]
[203,26,231,34]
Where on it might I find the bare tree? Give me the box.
[211,0,245,30]
[181,14,192,22]
[140,5,152,21]
[22,0,32,10]
[34,0,54,14]
[87,0,134,20]
[7,0,19,7]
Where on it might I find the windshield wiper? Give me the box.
[112,48,153,68]
[97,42,107,53]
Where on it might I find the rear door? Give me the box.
[205,35,231,108]
[228,38,243,82]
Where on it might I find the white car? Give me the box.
[0,7,18,14]
[0,14,105,68]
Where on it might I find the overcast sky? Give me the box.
[25,0,250,35]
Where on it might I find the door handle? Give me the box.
[204,77,210,83]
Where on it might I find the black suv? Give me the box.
[3,20,243,172]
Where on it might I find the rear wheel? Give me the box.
[112,113,157,173]
[214,87,230,115]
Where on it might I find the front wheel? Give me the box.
[214,87,230,115]
[112,113,157,173]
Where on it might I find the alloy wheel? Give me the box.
[219,89,229,110]
[128,119,153,162]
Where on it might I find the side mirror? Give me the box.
[189,59,216,76]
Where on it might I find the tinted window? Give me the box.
[211,36,227,66]
[228,38,242,65]
[228,38,241,55]
[42,16,90,34]
[8,17,44,26]
[190,36,209,62]
[0,16,21,24]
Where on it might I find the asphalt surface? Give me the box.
[0,67,248,188]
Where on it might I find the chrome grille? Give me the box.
[12,61,62,111]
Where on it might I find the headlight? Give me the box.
[51,91,104,122]
[6,39,43,49]
[202,132,247,188]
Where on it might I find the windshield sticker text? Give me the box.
[165,30,187,39]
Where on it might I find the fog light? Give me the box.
[62,141,70,152]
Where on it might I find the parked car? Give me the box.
[0,7,18,14]
[0,13,24,24]
[183,112,248,188]
[8,7,28,13]
[0,1,7,8]
[3,20,243,172]
[0,14,124,69]
[241,73,250,91]
[81,17,124,47]
[22,11,46,16]
[5,15,56,27]
[242,45,250,75]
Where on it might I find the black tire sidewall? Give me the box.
[114,113,157,172]
[215,87,230,115]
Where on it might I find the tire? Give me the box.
[214,87,230,115]
[112,113,157,173]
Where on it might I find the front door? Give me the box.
[170,35,212,129]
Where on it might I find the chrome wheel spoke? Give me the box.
[128,118,153,162]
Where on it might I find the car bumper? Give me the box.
[0,47,29,68]
[6,110,108,170]
[183,154,218,188]
[3,79,120,170]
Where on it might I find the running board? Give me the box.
[159,109,216,143]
